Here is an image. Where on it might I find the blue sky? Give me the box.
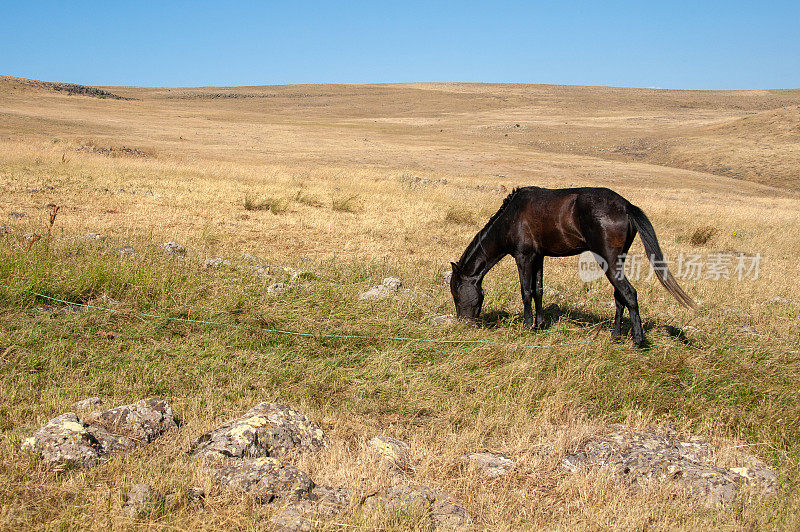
[1,1,798,89]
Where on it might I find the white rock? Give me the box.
[466,452,515,478]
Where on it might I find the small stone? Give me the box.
[162,242,186,255]
[9,212,27,219]
[73,397,104,410]
[359,285,391,301]
[466,451,515,478]
[442,270,452,283]
[241,253,261,263]
[23,232,39,242]
[267,282,288,295]
[118,245,136,257]
[369,435,410,469]
[123,484,164,518]
[739,325,757,334]
[84,232,105,241]
[182,486,206,512]
[359,278,405,301]
[431,314,458,327]
[382,277,402,290]
[204,257,231,269]
[544,286,563,298]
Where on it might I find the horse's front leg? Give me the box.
[532,254,544,329]
[516,254,539,329]
[515,255,533,328]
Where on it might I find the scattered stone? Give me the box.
[73,397,104,410]
[382,277,402,290]
[84,232,105,241]
[369,435,410,469]
[681,325,699,333]
[23,232,39,242]
[0,224,7,234]
[190,403,327,461]
[123,483,164,518]
[359,277,405,301]
[739,325,757,334]
[543,286,564,298]
[204,257,231,269]
[9,212,27,219]
[562,424,778,505]
[723,307,743,316]
[765,297,793,305]
[118,245,136,257]
[75,144,149,157]
[431,314,458,327]
[241,253,261,263]
[442,269,452,283]
[466,452,515,479]
[365,483,473,530]
[186,486,206,511]
[267,282,288,295]
[162,241,186,255]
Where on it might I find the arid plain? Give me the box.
[1,76,800,529]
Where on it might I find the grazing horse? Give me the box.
[449,186,697,347]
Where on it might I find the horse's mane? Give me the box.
[456,187,525,267]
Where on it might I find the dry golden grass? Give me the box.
[1,76,800,530]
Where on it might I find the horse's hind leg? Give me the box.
[611,288,625,341]
[605,265,644,347]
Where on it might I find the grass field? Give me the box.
[1,76,800,529]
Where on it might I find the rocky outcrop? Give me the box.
[562,424,779,504]
[21,398,176,466]
[190,403,327,461]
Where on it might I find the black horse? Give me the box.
[450,186,697,347]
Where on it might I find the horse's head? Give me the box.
[449,262,484,320]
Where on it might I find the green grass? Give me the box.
[2,236,800,528]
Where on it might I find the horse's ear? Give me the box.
[450,261,460,274]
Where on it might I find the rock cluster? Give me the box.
[21,398,176,466]
[562,424,779,504]
[190,403,351,529]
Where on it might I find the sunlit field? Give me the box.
[1,76,800,529]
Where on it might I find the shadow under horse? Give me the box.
[449,186,697,348]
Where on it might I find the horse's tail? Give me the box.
[626,203,698,310]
